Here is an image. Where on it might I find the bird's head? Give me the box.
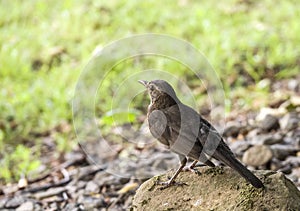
[138,80,179,104]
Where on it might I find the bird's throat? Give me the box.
[150,94,177,110]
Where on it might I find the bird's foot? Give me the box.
[183,166,201,175]
[155,179,187,190]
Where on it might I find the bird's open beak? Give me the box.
[138,80,148,87]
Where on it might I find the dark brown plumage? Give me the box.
[139,79,264,189]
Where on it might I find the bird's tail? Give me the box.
[214,150,264,188]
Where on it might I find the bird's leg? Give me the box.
[156,156,187,189]
[183,160,201,175]
[189,160,198,169]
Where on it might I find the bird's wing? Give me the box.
[163,104,233,162]
[162,104,206,159]
[148,110,171,147]
[196,114,236,158]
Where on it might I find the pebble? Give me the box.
[223,123,241,138]
[64,203,85,211]
[291,168,300,180]
[246,128,260,140]
[282,156,300,167]
[287,167,300,186]
[290,95,300,106]
[0,197,8,209]
[16,201,34,211]
[34,203,42,210]
[270,145,297,160]
[228,141,251,157]
[260,114,280,132]
[242,145,273,166]
[256,107,287,122]
[18,178,28,189]
[63,203,79,211]
[5,196,26,208]
[280,112,299,131]
[2,184,19,195]
[34,187,66,200]
[278,165,293,174]
[77,195,106,209]
[283,136,297,145]
[85,181,100,194]
[270,158,283,171]
[249,133,283,145]
[287,79,299,91]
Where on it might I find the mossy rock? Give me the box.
[131,167,300,211]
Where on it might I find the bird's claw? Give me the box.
[155,180,187,190]
[183,166,201,175]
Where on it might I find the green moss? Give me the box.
[148,175,163,191]
[236,184,264,210]
[163,208,175,211]
[204,166,225,176]
[230,183,240,190]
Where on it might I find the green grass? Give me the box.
[0,0,299,183]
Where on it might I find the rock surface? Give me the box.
[132,167,300,211]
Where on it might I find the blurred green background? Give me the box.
[0,0,299,183]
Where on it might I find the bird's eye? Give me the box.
[149,84,155,91]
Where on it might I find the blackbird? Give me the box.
[138,79,264,189]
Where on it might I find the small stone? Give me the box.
[242,145,273,167]
[270,145,297,160]
[287,167,300,185]
[2,184,19,195]
[77,180,87,189]
[269,98,286,108]
[270,158,283,171]
[290,95,300,106]
[33,187,66,199]
[50,202,59,210]
[66,185,77,195]
[260,114,280,132]
[291,167,300,179]
[0,197,8,209]
[284,136,297,145]
[5,196,26,208]
[34,203,42,210]
[18,177,28,189]
[283,156,300,167]
[246,128,260,139]
[85,181,100,194]
[229,141,251,157]
[278,165,293,174]
[16,201,34,211]
[63,203,76,210]
[64,203,84,211]
[95,174,118,187]
[250,133,283,145]
[64,151,86,163]
[280,112,299,131]
[78,196,106,209]
[256,107,287,121]
[288,79,299,91]
[223,123,241,138]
